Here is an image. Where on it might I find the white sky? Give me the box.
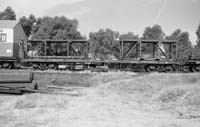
[1,0,200,44]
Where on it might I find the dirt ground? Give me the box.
[0,72,200,127]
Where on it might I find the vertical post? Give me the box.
[87,41,89,58]
[119,40,123,70]
[136,42,138,58]
[139,39,142,58]
[169,43,172,59]
[158,40,161,59]
[119,40,122,60]
[67,41,70,56]
[55,41,58,55]
[44,40,47,57]
[31,41,33,57]
[153,43,155,58]
[69,41,71,56]
[121,40,124,60]
[65,41,67,56]
[175,41,178,61]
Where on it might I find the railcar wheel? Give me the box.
[191,65,200,72]
[164,65,174,72]
[195,65,200,72]
[2,63,13,69]
[39,64,48,70]
[7,63,13,69]
[32,63,39,70]
[48,64,57,70]
[156,65,164,72]
[145,65,156,72]
[190,66,196,72]
[0,63,3,69]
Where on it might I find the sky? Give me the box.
[0,0,200,44]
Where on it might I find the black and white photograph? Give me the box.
[0,0,200,126]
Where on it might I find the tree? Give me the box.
[31,16,83,40]
[166,29,193,61]
[194,24,200,55]
[0,6,16,20]
[119,32,139,40]
[19,14,36,37]
[28,16,84,56]
[165,29,181,40]
[196,24,200,46]
[89,29,120,60]
[142,25,165,40]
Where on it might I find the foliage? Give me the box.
[19,14,36,37]
[142,25,165,40]
[31,16,83,40]
[119,32,139,40]
[196,24,200,47]
[194,24,200,55]
[89,29,120,60]
[0,6,16,20]
[166,29,193,61]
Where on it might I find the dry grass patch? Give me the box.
[1,72,200,127]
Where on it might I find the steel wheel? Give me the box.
[3,63,13,69]
[191,65,200,72]
[32,64,39,70]
[48,64,57,70]
[164,65,174,72]
[145,65,156,72]
[39,64,48,70]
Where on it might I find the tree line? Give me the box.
[1,6,200,60]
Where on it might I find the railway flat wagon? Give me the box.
[184,54,200,72]
[119,39,178,72]
[91,39,179,72]
[21,39,90,70]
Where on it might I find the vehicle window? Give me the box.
[0,33,7,42]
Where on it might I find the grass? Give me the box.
[0,72,200,127]
[92,72,200,119]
